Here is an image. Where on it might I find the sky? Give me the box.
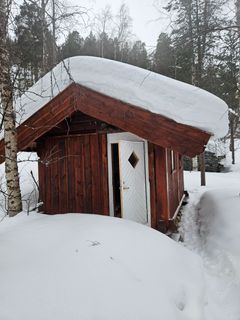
[71,0,170,49]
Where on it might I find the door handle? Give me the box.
[122,186,130,190]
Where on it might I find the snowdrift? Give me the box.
[0,213,205,320]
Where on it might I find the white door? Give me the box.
[118,140,148,224]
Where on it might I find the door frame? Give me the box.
[107,132,151,226]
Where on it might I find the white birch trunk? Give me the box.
[0,0,22,216]
[192,156,198,171]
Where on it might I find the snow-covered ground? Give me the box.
[0,148,240,319]
[0,213,206,320]
[181,148,240,320]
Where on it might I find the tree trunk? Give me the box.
[230,114,235,165]
[41,0,48,75]
[199,152,206,186]
[52,0,57,66]
[0,0,22,216]
[192,156,198,171]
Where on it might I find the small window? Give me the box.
[128,151,139,168]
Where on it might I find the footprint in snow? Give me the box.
[87,240,101,247]
[175,286,187,311]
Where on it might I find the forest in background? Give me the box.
[8,1,240,124]
[7,0,240,161]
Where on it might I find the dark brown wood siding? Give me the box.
[148,144,184,229]
[148,143,169,229]
[37,133,109,215]
[166,150,184,219]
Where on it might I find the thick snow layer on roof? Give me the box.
[15,56,229,138]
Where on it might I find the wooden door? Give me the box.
[118,141,148,224]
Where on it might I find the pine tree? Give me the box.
[153,33,175,77]
[129,41,149,69]
[166,0,226,86]
[82,32,99,57]
[61,31,83,59]
[15,1,53,81]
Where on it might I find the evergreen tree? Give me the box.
[97,32,115,59]
[153,33,175,77]
[129,41,149,69]
[120,41,131,63]
[165,0,226,86]
[82,32,99,57]
[14,1,53,81]
[61,31,83,59]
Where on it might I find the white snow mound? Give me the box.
[0,213,205,320]
[15,56,228,138]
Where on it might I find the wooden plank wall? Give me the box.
[166,150,184,219]
[148,143,169,229]
[37,133,109,215]
[148,143,184,230]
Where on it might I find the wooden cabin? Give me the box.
[0,83,211,232]
[0,57,221,232]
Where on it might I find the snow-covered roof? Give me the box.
[15,56,229,138]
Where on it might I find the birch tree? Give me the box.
[0,0,22,216]
[113,3,132,61]
[96,5,113,58]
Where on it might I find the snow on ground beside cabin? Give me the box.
[13,56,228,138]
[181,148,240,320]
[0,213,205,320]
[0,154,206,320]
[0,152,38,216]
[1,149,240,319]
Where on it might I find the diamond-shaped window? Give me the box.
[128,151,139,168]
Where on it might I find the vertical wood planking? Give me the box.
[178,154,184,201]
[166,150,184,218]
[99,134,109,215]
[155,146,169,221]
[58,138,68,213]
[75,136,85,212]
[37,141,46,212]
[83,135,92,212]
[67,136,75,213]
[36,133,109,216]
[52,139,59,212]
[90,134,100,213]
[147,143,157,229]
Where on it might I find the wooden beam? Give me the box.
[0,84,78,163]
[0,83,211,162]
[75,85,210,157]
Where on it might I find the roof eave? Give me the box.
[0,83,211,163]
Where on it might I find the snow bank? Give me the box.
[181,170,240,320]
[0,213,205,320]
[15,56,228,138]
[197,189,240,271]
[196,190,240,320]
[0,152,38,214]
